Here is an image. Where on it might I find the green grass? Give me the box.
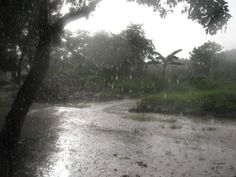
[137,81,236,117]
[39,70,236,108]
[115,78,159,93]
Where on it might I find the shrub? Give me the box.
[36,82,69,102]
[137,89,236,117]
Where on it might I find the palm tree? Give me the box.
[152,49,182,79]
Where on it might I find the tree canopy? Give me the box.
[190,41,222,76]
[152,49,182,79]
[128,0,231,35]
[0,0,231,75]
[52,24,155,74]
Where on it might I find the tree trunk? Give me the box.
[11,70,17,82]
[208,55,215,79]
[0,1,101,175]
[0,1,52,173]
[17,52,24,84]
[162,63,167,80]
[0,137,10,177]
[4,71,7,81]
[0,33,51,177]
[0,35,51,177]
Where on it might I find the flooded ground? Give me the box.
[7,99,235,177]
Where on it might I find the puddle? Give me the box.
[5,99,236,177]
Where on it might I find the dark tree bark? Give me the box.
[0,1,102,176]
[4,71,7,81]
[10,70,16,82]
[0,39,51,176]
[0,1,51,176]
[0,35,51,177]
[0,0,102,145]
[17,52,24,84]
[162,63,167,80]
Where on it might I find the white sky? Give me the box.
[65,0,236,58]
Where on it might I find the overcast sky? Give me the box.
[65,0,236,58]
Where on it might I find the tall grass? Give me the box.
[136,79,236,117]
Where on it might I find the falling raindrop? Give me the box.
[164,93,167,99]
[116,76,118,80]
[211,118,215,124]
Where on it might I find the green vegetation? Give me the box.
[132,43,236,118]
[36,24,156,101]
[136,80,236,117]
[0,0,233,175]
[37,73,161,102]
[36,35,236,118]
[190,41,222,77]
[152,49,182,79]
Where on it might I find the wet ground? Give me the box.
[7,99,235,177]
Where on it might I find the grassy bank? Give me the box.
[37,73,162,102]
[136,81,236,117]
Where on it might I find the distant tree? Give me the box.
[0,0,39,83]
[74,24,155,75]
[85,31,114,67]
[120,24,155,74]
[0,49,18,80]
[152,49,182,79]
[190,41,222,76]
[41,30,91,97]
[213,49,236,80]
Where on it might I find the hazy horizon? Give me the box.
[64,0,236,58]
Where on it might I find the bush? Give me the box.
[80,75,107,91]
[36,83,69,102]
[137,89,236,117]
[115,77,161,94]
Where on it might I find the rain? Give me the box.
[0,0,236,177]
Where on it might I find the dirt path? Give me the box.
[12,99,236,177]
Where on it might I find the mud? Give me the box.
[7,99,236,177]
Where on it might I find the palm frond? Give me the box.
[167,49,182,58]
[153,51,164,59]
[166,55,179,61]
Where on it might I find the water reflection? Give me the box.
[47,133,70,177]
[32,106,74,177]
[16,100,236,177]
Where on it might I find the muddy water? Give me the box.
[13,99,236,177]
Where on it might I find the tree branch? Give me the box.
[167,49,182,57]
[51,0,102,33]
